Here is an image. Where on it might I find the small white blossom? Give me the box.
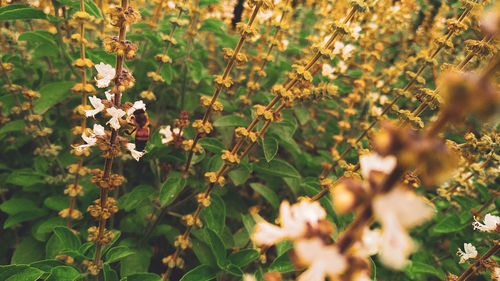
[357,228,382,257]
[457,243,477,264]
[105,90,115,102]
[351,24,362,39]
[493,267,500,281]
[252,200,326,246]
[282,39,289,50]
[95,62,116,88]
[74,129,98,152]
[106,107,126,130]
[360,153,397,180]
[85,96,105,117]
[159,125,182,144]
[242,274,257,281]
[93,124,105,136]
[322,63,335,79]
[294,238,347,281]
[473,213,500,232]
[126,143,145,161]
[127,100,147,117]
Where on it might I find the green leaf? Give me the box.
[201,194,226,234]
[192,239,217,267]
[0,198,40,214]
[205,228,228,269]
[0,120,24,136]
[268,253,294,273]
[6,169,44,187]
[189,61,203,83]
[0,5,48,20]
[120,248,152,277]
[4,210,47,229]
[0,265,44,281]
[85,0,102,18]
[253,159,300,179]
[249,183,279,209]
[179,265,217,281]
[228,168,249,186]
[213,115,247,127]
[199,137,226,153]
[118,185,155,212]
[432,214,467,233]
[199,19,225,33]
[45,266,80,281]
[105,246,135,264]
[103,264,118,281]
[160,64,173,85]
[406,261,444,279]
[199,0,220,7]
[11,236,44,264]
[121,272,162,281]
[159,172,186,207]
[44,196,69,211]
[53,227,81,251]
[224,264,243,277]
[263,137,278,162]
[29,260,66,272]
[228,249,259,267]
[34,81,74,114]
[19,30,56,46]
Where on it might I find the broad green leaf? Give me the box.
[45,266,80,281]
[249,183,279,209]
[263,137,278,162]
[121,272,162,281]
[179,265,217,281]
[34,81,74,114]
[105,246,135,264]
[44,196,69,211]
[0,120,24,135]
[6,169,44,187]
[120,248,152,277]
[4,210,47,229]
[103,264,119,281]
[201,194,226,234]
[199,137,226,153]
[224,264,243,277]
[189,61,203,83]
[11,236,44,264]
[192,239,217,267]
[118,185,155,211]
[85,0,102,18]
[253,159,300,179]
[19,30,56,46]
[53,227,80,251]
[160,64,173,85]
[0,198,40,214]
[268,253,294,273]
[0,5,48,20]
[205,228,227,269]
[199,18,225,33]
[159,172,186,207]
[228,167,249,186]
[29,260,66,272]
[405,261,444,280]
[213,115,247,127]
[0,265,44,281]
[432,214,467,233]
[228,249,259,267]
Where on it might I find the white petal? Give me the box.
[127,100,147,116]
[473,213,500,232]
[93,124,105,136]
[126,143,145,161]
[81,132,97,146]
[360,153,397,179]
[159,126,174,144]
[94,62,116,88]
[252,221,288,246]
[85,96,105,117]
[105,90,115,102]
[378,213,412,270]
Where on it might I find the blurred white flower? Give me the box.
[242,274,257,281]
[95,62,116,88]
[360,153,397,180]
[252,200,326,246]
[282,39,289,50]
[357,228,382,257]
[106,107,126,130]
[93,124,106,136]
[457,243,477,264]
[126,143,145,161]
[159,125,182,144]
[372,187,434,269]
[493,267,500,281]
[295,238,347,281]
[322,63,335,79]
[473,213,500,232]
[85,96,105,117]
[337,61,348,73]
[351,24,362,39]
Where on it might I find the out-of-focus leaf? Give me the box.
[159,172,186,207]
[253,159,300,179]
[179,265,217,281]
[34,81,74,114]
[249,183,279,209]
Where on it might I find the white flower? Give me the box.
[360,153,397,180]
[332,41,345,54]
[282,39,289,50]
[337,61,348,73]
[295,238,347,281]
[93,124,105,136]
[85,96,105,117]
[126,143,145,161]
[105,90,115,102]
[493,267,500,281]
[372,188,434,269]
[242,274,257,281]
[106,107,126,130]
[457,243,477,264]
[74,128,100,152]
[351,24,362,39]
[159,125,182,144]
[473,213,500,232]
[258,10,274,22]
[252,200,326,246]
[322,63,335,79]
[127,100,147,117]
[95,62,116,88]
[357,228,382,257]
[341,44,356,60]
